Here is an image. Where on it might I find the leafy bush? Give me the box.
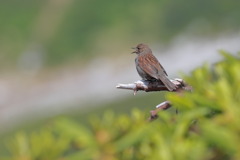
[0,51,239,160]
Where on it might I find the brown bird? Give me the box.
[132,43,176,91]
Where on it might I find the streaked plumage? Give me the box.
[132,43,176,91]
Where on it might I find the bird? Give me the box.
[132,43,176,91]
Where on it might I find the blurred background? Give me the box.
[0,0,240,135]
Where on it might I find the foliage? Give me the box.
[0,51,239,159]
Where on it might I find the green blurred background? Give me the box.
[1,0,240,69]
[0,0,240,159]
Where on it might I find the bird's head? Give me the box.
[131,43,150,54]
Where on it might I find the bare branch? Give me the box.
[116,78,191,95]
[149,101,172,121]
[116,78,192,120]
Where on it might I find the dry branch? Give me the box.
[149,101,172,121]
[116,78,192,120]
[116,78,190,95]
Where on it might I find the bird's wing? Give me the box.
[138,53,168,79]
[158,62,168,76]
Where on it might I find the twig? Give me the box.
[116,78,192,120]
[149,101,172,121]
[116,78,190,95]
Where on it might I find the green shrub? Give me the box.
[0,51,239,160]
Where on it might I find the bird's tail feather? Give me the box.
[159,76,176,91]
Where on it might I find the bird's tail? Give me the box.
[159,76,177,91]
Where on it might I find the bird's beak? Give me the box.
[131,47,137,54]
